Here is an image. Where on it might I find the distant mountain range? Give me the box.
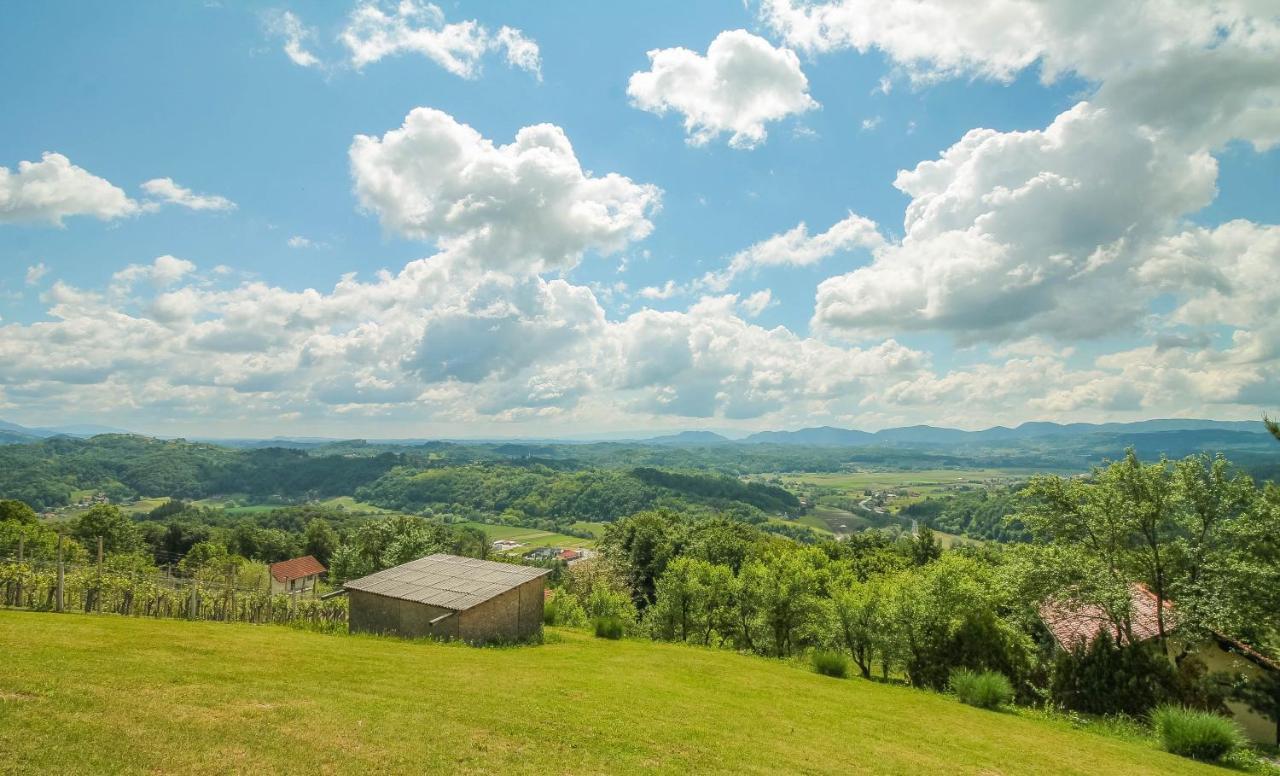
[659,419,1271,447]
[0,417,1271,448]
[0,420,135,442]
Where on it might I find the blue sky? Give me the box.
[1,1,1278,438]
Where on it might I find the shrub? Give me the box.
[811,650,850,679]
[594,616,625,640]
[543,592,587,627]
[950,669,1014,710]
[1151,706,1244,762]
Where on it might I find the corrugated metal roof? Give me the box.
[343,553,550,611]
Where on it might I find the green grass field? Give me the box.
[0,611,1231,775]
[780,468,1021,489]
[458,521,599,550]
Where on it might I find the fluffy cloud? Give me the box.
[140,178,236,212]
[813,102,1218,341]
[704,212,883,291]
[350,107,661,273]
[627,30,818,149]
[761,0,1275,87]
[1,152,139,226]
[25,263,48,285]
[340,1,540,79]
[607,295,923,418]
[0,253,927,429]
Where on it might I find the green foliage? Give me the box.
[738,548,825,657]
[72,504,142,555]
[594,616,625,639]
[811,649,850,678]
[902,488,1030,542]
[0,499,38,525]
[1050,632,1176,717]
[827,575,887,678]
[544,592,588,627]
[1152,706,1244,762]
[950,669,1014,710]
[328,515,475,583]
[1022,451,1277,646]
[303,518,339,565]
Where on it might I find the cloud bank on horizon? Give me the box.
[0,0,1277,437]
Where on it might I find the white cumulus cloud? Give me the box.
[340,0,540,79]
[349,107,661,273]
[0,152,139,226]
[627,29,818,149]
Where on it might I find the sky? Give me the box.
[1,0,1278,439]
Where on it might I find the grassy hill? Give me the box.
[0,611,1234,775]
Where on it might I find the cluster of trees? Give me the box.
[901,488,1031,542]
[0,435,410,509]
[0,499,487,589]
[547,451,1279,736]
[354,464,797,528]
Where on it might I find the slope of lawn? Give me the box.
[0,610,1229,775]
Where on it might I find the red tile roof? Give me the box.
[559,549,581,561]
[269,555,326,583]
[1039,583,1174,650]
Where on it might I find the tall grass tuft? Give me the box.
[949,669,1014,710]
[811,650,850,679]
[1151,706,1244,762]
[593,616,625,640]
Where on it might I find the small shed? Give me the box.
[344,553,550,643]
[269,555,326,596]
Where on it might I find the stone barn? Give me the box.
[344,554,550,643]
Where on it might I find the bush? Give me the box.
[811,650,850,679]
[594,616,625,640]
[543,592,587,627]
[950,669,1014,710]
[1151,706,1244,762]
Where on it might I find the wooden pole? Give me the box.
[94,536,104,613]
[188,582,198,620]
[14,536,23,607]
[55,532,65,613]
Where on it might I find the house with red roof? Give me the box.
[269,555,326,596]
[1039,583,1278,745]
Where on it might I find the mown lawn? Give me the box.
[0,611,1230,775]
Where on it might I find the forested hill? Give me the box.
[0,435,798,523]
[0,435,410,510]
[354,464,799,524]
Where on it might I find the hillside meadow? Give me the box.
[0,611,1234,775]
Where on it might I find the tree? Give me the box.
[604,510,683,608]
[1021,451,1180,646]
[71,504,141,555]
[828,575,887,678]
[0,499,38,525]
[910,525,942,566]
[303,518,339,565]
[1265,414,1280,442]
[739,549,824,657]
[647,556,708,642]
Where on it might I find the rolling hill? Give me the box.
[0,611,1233,775]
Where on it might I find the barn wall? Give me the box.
[459,577,545,643]
[348,590,459,640]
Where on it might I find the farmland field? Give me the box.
[458,521,599,550]
[0,611,1228,775]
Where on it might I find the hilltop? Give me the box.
[0,611,1230,775]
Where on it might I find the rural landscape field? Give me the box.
[5,0,1280,773]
